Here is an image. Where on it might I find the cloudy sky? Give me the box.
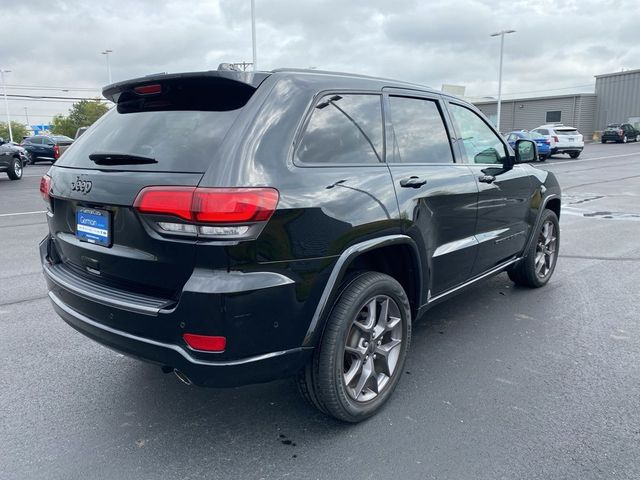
[0,0,637,126]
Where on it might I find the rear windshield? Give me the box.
[57,109,241,172]
[555,129,578,135]
[52,135,73,143]
[57,77,255,173]
[605,125,621,130]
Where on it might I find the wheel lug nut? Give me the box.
[373,354,377,359]
[363,341,368,347]
[377,340,381,346]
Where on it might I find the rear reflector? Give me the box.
[134,187,279,224]
[53,145,60,159]
[183,333,226,352]
[40,174,52,203]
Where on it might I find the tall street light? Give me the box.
[490,29,515,132]
[0,69,13,142]
[101,49,113,84]
[251,0,257,71]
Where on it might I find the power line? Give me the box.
[5,93,109,102]
[4,83,101,91]
[476,83,595,98]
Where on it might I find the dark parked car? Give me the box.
[39,68,561,422]
[21,135,73,164]
[601,123,640,143]
[506,130,550,160]
[0,137,28,180]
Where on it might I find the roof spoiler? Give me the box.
[102,70,271,103]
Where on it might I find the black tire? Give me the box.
[539,155,547,162]
[508,209,559,288]
[601,139,606,144]
[7,157,23,180]
[300,271,411,423]
[569,151,580,159]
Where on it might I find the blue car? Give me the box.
[506,131,551,161]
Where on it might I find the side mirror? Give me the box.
[514,139,536,163]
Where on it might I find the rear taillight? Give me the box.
[552,136,559,143]
[618,130,623,136]
[40,174,52,204]
[53,145,60,159]
[133,186,279,240]
[545,139,550,144]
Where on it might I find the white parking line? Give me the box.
[0,210,46,217]
[544,151,640,166]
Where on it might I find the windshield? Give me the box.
[52,135,73,142]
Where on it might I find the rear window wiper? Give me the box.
[89,152,158,165]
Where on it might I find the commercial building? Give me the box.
[471,68,640,138]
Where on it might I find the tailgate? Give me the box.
[47,167,206,295]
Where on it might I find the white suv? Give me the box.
[532,124,584,158]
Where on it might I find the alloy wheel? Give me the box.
[535,220,557,279]
[343,295,403,402]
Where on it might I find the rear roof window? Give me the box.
[56,76,258,173]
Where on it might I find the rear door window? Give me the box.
[295,94,383,165]
[387,96,454,164]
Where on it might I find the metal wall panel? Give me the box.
[595,70,640,129]
[474,94,596,136]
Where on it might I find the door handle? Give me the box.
[400,176,427,188]
[478,174,495,184]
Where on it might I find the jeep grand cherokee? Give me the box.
[40,67,561,422]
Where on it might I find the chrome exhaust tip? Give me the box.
[173,369,192,386]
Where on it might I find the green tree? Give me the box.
[0,121,30,143]
[51,99,110,138]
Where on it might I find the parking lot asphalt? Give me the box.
[1,143,639,480]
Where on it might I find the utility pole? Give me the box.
[490,29,515,132]
[251,0,257,71]
[24,106,30,128]
[101,49,113,84]
[0,69,13,142]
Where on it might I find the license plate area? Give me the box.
[76,207,111,247]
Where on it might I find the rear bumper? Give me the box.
[552,145,583,153]
[49,291,312,386]
[40,236,321,387]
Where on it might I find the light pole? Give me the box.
[251,0,257,71]
[490,29,515,132]
[0,69,13,142]
[101,49,113,84]
[24,107,30,128]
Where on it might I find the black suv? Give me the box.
[601,123,640,143]
[22,135,74,164]
[39,68,561,422]
[0,137,27,180]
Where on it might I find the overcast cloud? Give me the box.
[0,0,637,125]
